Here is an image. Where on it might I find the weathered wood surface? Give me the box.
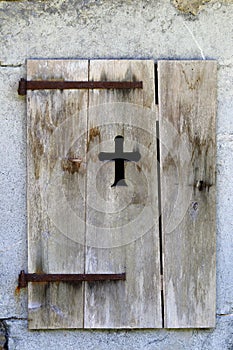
[84,60,162,328]
[27,59,161,329]
[27,60,88,328]
[158,60,217,328]
[27,59,216,329]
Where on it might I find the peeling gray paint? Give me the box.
[172,0,211,15]
[172,0,233,15]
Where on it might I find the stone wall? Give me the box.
[0,0,233,348]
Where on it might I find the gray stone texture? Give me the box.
[0,0,233,349]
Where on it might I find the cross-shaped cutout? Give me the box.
[98,135,141,187]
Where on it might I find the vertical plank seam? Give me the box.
[156,118,165,328]
[83,59,90,329]
[26,62,29,273]
[154,63,159,105]
[26,63,30,326]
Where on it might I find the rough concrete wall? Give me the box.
[0,0,233,349]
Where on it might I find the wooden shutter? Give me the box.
[25,59,216,329]
[27,60,89,328]
[26,59,161,329]
[158,61,217,328]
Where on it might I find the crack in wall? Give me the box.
[0,318,28,350]
[182,21,205,59]
[0,62,23,68]
[0,318,27,321]
[217,313,233,317]
[0,321,8,350]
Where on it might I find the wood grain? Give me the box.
[27,59,162,329]
[158,60,217,328]
[26,59,216,329]
[84,60,162,328]
[27,60,88,329]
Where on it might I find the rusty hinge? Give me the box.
[18,270,126,288]
[18,78,143,95]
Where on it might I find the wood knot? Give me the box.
[62,158,82,174]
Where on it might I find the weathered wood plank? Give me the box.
[84,60,162,328]
[27,60,88,328]
[158,60,217,328]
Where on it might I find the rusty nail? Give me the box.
[18,270,27,288]
[18,78,27,96]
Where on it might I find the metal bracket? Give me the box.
[18,270,126,288]
[18,78,143,95]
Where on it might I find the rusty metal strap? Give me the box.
[18,270,126,288]
[18,78,143,95]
